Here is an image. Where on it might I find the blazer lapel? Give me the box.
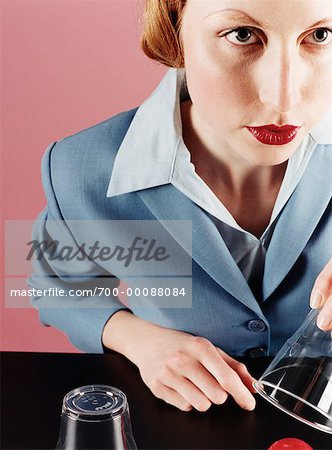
[138,186,263,316]
[262,144,332,301]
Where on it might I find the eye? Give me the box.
[222,27,261,45]
[303,28,332,45]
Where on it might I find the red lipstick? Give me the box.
[247,124,301,145]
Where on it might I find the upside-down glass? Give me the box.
[253,308,332,434]
[55,385,138,449]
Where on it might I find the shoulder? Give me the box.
[41,108,138,215]
[61,107,137,148]
[44,108,138,170]
[42,107,138,179]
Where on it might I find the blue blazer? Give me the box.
[29,109,332,356]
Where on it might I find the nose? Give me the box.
[257,45,303,113]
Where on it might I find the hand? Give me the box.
[129,325,257,412]
[310,257,332,331]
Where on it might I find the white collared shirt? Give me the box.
[107,69,332,294]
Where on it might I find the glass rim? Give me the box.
[253,380,332,435]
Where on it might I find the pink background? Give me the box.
[1,0,166,352]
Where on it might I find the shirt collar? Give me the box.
[107,68,332,198]
[107,69,184,197]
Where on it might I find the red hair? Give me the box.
[141,0,187,68]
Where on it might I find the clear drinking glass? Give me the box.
[55,384,138,449]
[253,309,332,434]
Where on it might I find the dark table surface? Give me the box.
[1,351,331,450]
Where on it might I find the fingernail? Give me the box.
[310,291,323,309]
[318,314,331,330]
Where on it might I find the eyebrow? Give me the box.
[204,8,332,30]
[203,8,266,27]
[309,17,332,28]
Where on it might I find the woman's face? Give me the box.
[181,0,332,166]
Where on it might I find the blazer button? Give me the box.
[248,320,266,332]
[246,347,266,358]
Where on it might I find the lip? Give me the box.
[246,124,301,146]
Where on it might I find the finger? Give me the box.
[191,340,256,410]
[154,384,194,412]
[184,361,229,405]
[217,348,258,394]
[310,258,332,309]
[317,294,332,331]
[164,369,213,412]
[186,338,256,410]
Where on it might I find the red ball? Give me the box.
[268,438,313,450]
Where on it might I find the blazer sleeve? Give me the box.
[28,142,131,353]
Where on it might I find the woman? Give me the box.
[29,0,332,413]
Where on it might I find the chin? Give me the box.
[249,147,296,167]
[248,138,303,166]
